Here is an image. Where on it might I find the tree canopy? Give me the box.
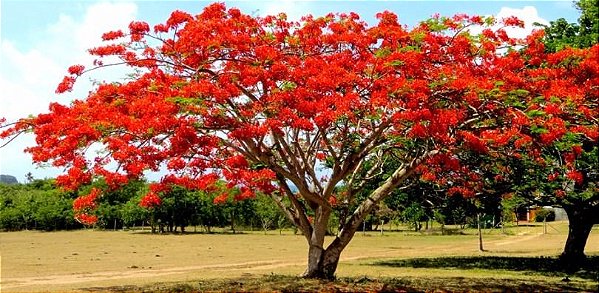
[1,3,597,279]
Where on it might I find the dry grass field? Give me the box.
[1,222,598,292]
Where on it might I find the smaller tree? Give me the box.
[254,193,287,233]
[120,197,148,229]
[401,203,427,232]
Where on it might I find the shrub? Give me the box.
[534,209,555,222]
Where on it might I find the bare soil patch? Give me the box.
[1,222,597,292]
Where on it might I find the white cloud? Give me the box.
[496,6,549,39]
[0,1,138,181]
[257,0,315,21]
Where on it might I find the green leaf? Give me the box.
[530,125,549,134]
[526,109,546,118]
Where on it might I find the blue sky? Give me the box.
[0,1,581,182]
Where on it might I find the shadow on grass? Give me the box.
[374,256,599,280]
[82,273,598,293]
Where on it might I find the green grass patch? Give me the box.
[374,256,599,280]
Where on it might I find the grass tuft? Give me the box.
[374,255,599,280]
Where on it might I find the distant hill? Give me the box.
[0,174,18,185]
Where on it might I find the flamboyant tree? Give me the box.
[2,4,596,279]
[511,42,598,266]
[506,0,599,267]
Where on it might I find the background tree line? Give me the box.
[0,175,552,233]
[0,177,287,233]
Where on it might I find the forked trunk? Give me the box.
[301,207,340,279]
[301,207,372,280]
[302,244,342,280]
[295,152,436,280]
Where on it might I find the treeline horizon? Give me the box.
[0,176,555,233]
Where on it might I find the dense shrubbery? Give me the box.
[0,179,80,231]
[0,179,293,233]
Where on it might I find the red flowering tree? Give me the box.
[2,4,595,278]
[503,38,599,266]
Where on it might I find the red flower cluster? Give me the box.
[140,191,162,208]
[75,214,98,225]
[67,65,85,76]
[166,10,193,29]
[129,21,150,41]
[502,16,525,28]
[566,170,584,185]
[102,30,124,41]
[88,44,126,57]
[73,188,101,211]
[55,76,75,93]
[73,188,101,226]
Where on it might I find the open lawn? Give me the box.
[1,221,598,292]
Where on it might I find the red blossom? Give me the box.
[421,172,436,182]
[409,123,427,138]
[166,157,186,170]
[571,145,583,157]
[502,16,525,28]
[67,65,85,76]
[315,153,326,160]
[140,191,162,208]
[213,193,229,204]
[88,44,126,57]
[448,186,475,198]
[75,214,98,225]
[566,170,584,185]
[101,30,124,41]
[328,195,338,206]
[129,21,150,41]
[154,23,169,33]
[166,10,193,28]
[225,155,249,169]
[73,188,101,211]
[73,188,101,226]
[129,21,150,34]
[55,76,76,93]
[459,131,488,153]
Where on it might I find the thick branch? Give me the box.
[276,174,312,241]
[329,149,439,252]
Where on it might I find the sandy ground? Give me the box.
[1,222,597,292]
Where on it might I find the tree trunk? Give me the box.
[301,207,339,279]
[560,205,596,269]
[296,151,437,280]
[230,211,236,234]
[477,213,484,252]
[302,244,342,280]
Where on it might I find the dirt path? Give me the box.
[487,232,543,246]
[1,252,408,290]
[0,260,295,289]
[0,235,541,290]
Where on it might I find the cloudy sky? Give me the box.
[0,0,580,183]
